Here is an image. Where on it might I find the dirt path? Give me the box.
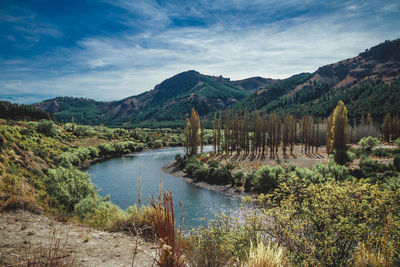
[0,210,156,266]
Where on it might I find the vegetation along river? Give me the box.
[87,146,242,229]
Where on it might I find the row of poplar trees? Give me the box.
[184,108,322,156]
[210,109,321,157]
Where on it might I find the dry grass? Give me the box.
[353,243,388,267]
[151,189,186,267]
[242,241,289,267]
[15,230,75,267]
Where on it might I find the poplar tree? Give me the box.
[184,114,191,155]
[244,109,250,154]
[212,113,217,153]
[261,111,267,156]
[200,119,205,154]
[217,111,222,154]
[190,108,200,155]
[367,113,373,127]
[329,100,349,164]
[282,114,289,155]
[382,113,391,142]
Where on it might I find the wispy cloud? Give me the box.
[0,0,399,103]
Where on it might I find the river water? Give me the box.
[87,146,243,228]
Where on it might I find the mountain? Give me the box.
[35,38,400,126]
[35,70,257,126]
[231,77,277,92]
[234,38,400,120]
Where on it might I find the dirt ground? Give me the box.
[209,145,328,173]
[0,210,156,267]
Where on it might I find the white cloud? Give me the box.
[1,0,399,103]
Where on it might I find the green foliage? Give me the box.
[346,151,357,162]
[0,100,50,121]
[36,120,58,137]
[186,214,252,266]
[207,159,219,168]
[232,171,244,187]
[257,177,400,266]
[46,167,93,212]
[358,136,380,150]
[353,157,397,184]
[252,165,284,193]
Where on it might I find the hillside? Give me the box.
[34,38,400,126]
[35,71,254,127]
[234,38,400,120]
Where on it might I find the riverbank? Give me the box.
[162,161,249,198]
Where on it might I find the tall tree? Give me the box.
[329,100,349,164]
[190,108,200,155]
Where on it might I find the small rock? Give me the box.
[27,231,35,236]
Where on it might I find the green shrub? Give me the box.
[252,165,283,193]
[311,160,350,182]
[186,214,252,266]
[193,167,208,181]
[36,120,58,137]
[346,151,357,162]
[244,172,255,192]
[73,125,95,137]
[207,167,231,185]
[47,167,93,212]
[184,163,202,177]
[232,171,244,186]
[257,178,400,266]
[74,195,114,219]
[358,136,380,151]
[207,159,219,168]
[371,148,392,157]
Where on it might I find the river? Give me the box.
[87,146,243,229]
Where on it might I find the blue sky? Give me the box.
[0,0,399,103]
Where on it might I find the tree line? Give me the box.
[0,100,53,121]
[184,102,399,159]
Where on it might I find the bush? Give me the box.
[371,148,392,157]
[232,171,244,187]
[252,165,283,193]
[206,167,229,185]
[184,163,202,177]
[244,172,255,192]
[186,214,252,266]
[207,159,219,168]
[193,167,208,181]
[346,151,357,162]
[257,178,400,266]
[47,167,93,212]
[358,136,380,151]
[36,120,58,137]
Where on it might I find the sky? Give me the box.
[0,0,399,104]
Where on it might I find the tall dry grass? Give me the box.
[151,189,186,267]
[242,240,289,267]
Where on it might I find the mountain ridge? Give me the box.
[34,38,400,126]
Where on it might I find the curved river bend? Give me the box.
[87,147,242,228]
